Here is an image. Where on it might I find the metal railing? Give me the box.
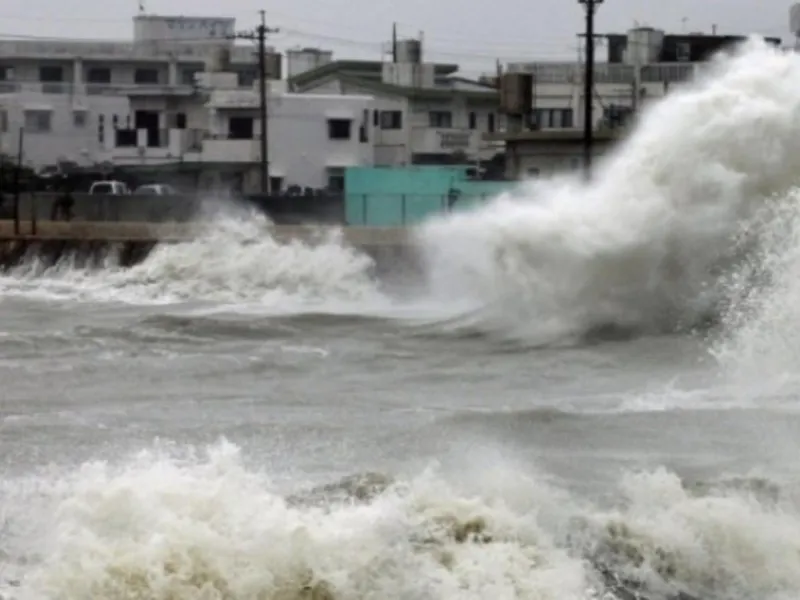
[0,191,349,233]
[0,39,262,62]
[505,61,698,85]
[0,191,507,235]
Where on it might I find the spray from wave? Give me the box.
[709,190,800,386]
[4,440,800,600]
[415,38,800,345]
[0,210,386,311]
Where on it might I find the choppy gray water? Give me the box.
[8,39,800,600]
[4,292,800,600]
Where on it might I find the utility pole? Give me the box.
[230,11,278,193]
[578,0,603,181]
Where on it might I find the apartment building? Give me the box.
[286,42,504,166]
[102,63,375,193]
[505,27,782,133]
[0,14,275,170]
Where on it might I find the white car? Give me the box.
[88,180,131,195]
[133,184,178,196]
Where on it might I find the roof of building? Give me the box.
[336,73,497,100]
[287,58,470,89]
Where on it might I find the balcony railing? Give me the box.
[409,127,481,153]
[0,39,264,63]
[111,128,206,152]
[505,61,698,85]
[0,80,199,96]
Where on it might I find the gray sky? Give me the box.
[0,0,793,75]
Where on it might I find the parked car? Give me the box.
[88,180,131,195]
[133,184,178,196]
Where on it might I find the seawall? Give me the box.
[0,220,420,281]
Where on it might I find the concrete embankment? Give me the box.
[0,220,417,273]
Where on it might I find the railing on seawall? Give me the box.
[0,189,512,233]
[0,191,348,232]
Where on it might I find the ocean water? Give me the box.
[3,37,800,600]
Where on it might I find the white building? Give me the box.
[103,67,375,193]
[285,42,504,166]
[505,27,782,133]
[0,14,274,170]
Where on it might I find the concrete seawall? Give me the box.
[0,220,411,245]
[0,220,420,278]
[4,192,345,225]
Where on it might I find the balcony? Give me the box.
[107,128,204,164]
[201,135,260,163]
[410,127,482,154]
[0,39,263,63]
[505,61,699,85]
[0,80,196,97]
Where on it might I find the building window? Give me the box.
[533,109,548,128]
[237,70,256,87]
[327,119,352,140]
[269,176,283,192]
[380,110,402,129]
[327,167,345,191]
[181,69,201,86]
[39,66,63,82]
[487,113,495,133]
[676,42,691,62]
[0,110,7,132]
[134,68,159,84]
[468,112,477,129]
[359,109,369,143]
[228,116,254,139]
[86,67,111,84]
[112,114,119,130]
[73,110,87,128]
[373,110,379,127]
[98,114,104,143]
[24,109,52,133]
[533,108,574,129]
[175,113,187,129]
[602,105,631,128]
[429,111,452,128]
[0,66,12,81]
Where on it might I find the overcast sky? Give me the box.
[1,0,794,74]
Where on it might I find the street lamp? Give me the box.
[578,0,603,180]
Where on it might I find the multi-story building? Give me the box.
[103,62,375,193]
[99,40,503,192]
[285,42,503,166]
[504,28,782,133]
[0,14,276,170]
[493,28,782,178]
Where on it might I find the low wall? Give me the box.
[0,220,411,246]
[0,192,345,225]
[0,220,420,280]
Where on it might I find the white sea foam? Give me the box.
[2,441,800,599]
